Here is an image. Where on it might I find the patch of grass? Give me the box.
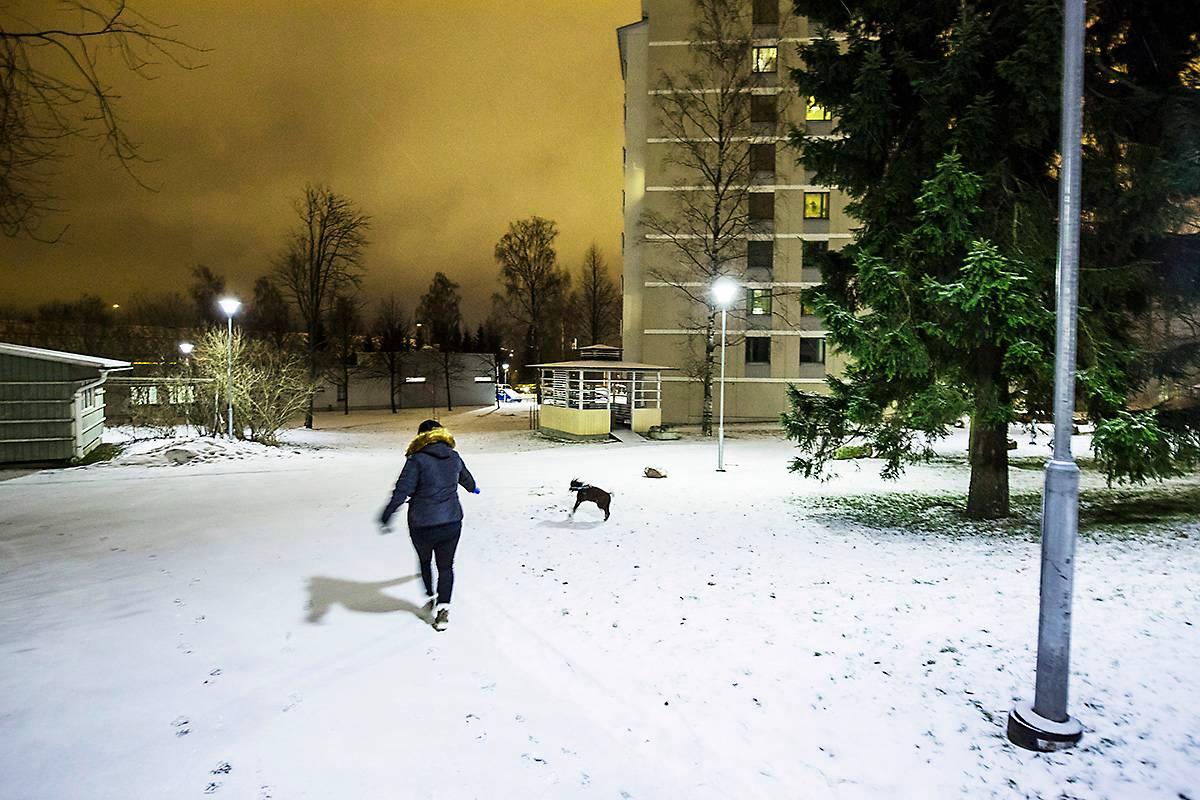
[800,484,1200,538]
[75,443,124,466]
[834,444,873,460]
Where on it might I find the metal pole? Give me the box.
[717,307,727,472]
[226,315,234,441]
[1007,0,1085,752]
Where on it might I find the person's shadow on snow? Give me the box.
[305,575,425,624]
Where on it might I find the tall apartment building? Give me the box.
[618,0,853,423]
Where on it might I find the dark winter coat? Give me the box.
[381,429,476,529]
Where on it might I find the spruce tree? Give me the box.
[783,0,1200,518]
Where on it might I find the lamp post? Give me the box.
[711,277,739,472]
[1007,0,1086,753]
[217,298,241,441]
[502,362,510,386]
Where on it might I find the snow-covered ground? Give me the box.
[1,407,1197,799]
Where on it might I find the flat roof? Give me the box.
[0,342,132,370]
[529,360,674,371]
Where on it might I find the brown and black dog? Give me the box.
[569,479,611,521]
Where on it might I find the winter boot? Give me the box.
[433,604,450,632]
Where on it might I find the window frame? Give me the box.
[747,240,774,270]
[799,337,827,365]
[749,142,776,173]
[805,98,833,121]
[751,46,778,74]
[803,191,831,220]
[745,336,772,364]
[752,0,780,25]
[749,192,775,222]
[747,288,773,316]
[750,95,777,124]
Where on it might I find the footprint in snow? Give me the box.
[171,716,190,737]
[210,762,231,775]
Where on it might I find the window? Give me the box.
[804,191,831,219]
[745,337,771,364]
[130,386,158,406]
[748,289,773,316]
[747,240,774,270]
[80,387,96,409]
[405,376,427,384]
[167,384,195,405]
[336,383,347,402]
[803,239,829,267]
[752,46,778,73]
[749,192,775,221]
[752,0,780,24]
[474,376,493,383]
[750,95,777,124]
[806,98,833,121]
[800,338,827,364]
[749,143,776,173]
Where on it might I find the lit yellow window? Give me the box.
[804,192,830,219]
[752,46,778,73]
[806,98,832,121]
[748,289,773,315]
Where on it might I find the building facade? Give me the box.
[618,0,853,423]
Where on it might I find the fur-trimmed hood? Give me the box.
[406,428,457,457]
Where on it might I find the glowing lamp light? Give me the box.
[178,342,195,356]
[712,276,739,307]
[218,297,242,317]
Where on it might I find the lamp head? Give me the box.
[502,362,510,370]
[217,297,242,317]
[712,276,739,307]
[178,342,195,356]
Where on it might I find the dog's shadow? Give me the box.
[539,517,607,530]
[305,574,427,624]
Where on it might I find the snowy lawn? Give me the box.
[1,408,1197,799]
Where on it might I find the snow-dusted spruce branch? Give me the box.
[0,0,207,239]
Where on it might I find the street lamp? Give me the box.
[712,276,739,472]
[178,342,194,357]
[1007,0,1086,753]
[217,297,241,441]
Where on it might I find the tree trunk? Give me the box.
[443,351,454,411]
[966,367,1010,519]
[701,313,716,437]
[305,352,316,429]
[389,362,397,414]
[341,361,349,415]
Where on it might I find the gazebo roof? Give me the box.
[529,360,675,371]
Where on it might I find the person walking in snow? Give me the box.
[380,419,478,631]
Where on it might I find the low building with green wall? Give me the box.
[0,343,131,464]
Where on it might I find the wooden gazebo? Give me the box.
[530,346,672,441]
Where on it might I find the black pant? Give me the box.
[410,521,461,605]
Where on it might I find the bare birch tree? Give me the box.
[274,184,370,428]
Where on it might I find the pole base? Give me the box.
[1006,701,1082,752]
[716,468,726,472]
